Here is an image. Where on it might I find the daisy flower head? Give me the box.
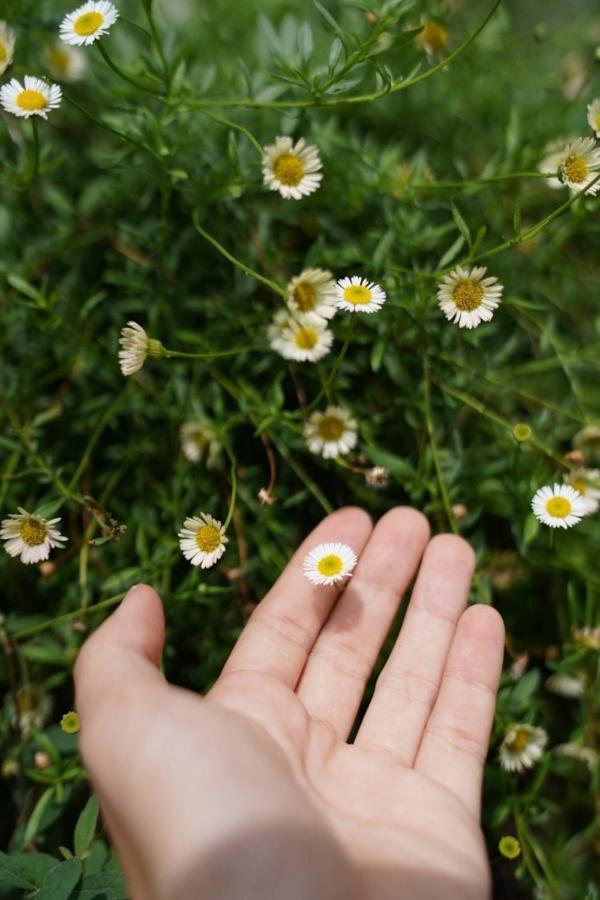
[303,542,357,586]
[541,137,600,195]
[45,43,86,81]
[178,513,228,569]
[267,311,333,363]
[118,321,165,376]
[564,467,600,515]
[262,136,322,200]
[0,76,62,120]
[418,20,448,57]
[60,1,119,46]
[531,483,587,529]
[1,508,67,565]
[304,406,358,459]
[539,137,572,189]
[287,268,337,321]
[588,98,600,138]
[180,421,221,467]
[499,724,548,773]
[437,265,503,329]
[335,276,387,314]
[0,21,16,76]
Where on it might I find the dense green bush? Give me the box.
[0,0,599,896]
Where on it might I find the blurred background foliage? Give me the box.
[0,0,599,897]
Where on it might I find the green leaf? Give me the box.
[451,202,471,249]
[0,852,57,889]
[34,498,66,519]
[37,859,82,900]
[72,870,128,900]
[74,796,100,859]
[313,0,345,37]
[298,23,314,60]
[24,788,55,844]
[438,233,465,269]
[328,37,343,71]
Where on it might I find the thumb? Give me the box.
[74,583,166,725]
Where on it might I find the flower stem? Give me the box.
[199,110,264,156]
[27,118,40,185]
[223,446,238,530]
[141,1,171,91]
[63,92,162,160]
[96,42,163,96]
[424,361,458,534]
[308,314,356,411]
[193,218,286,298]
[164,346,256,361]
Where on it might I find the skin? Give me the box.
[75,506,505,900]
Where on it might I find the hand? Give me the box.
[75,506,505,900]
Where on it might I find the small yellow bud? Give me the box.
[499,836,521,859]
[60,711,80,734]
[513,423,532,442]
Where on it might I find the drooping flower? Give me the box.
[587,98,600,139]
[60,1,119,47]
[437,265,503,329]
[335,276,387,314]
[499,724,548,773]
[1,508,67,565]
[287,268,337,320]
[304,406,358,459]
[564,467,600,515]
[0,21,16,76]
[45,43,86,81]
[531,483,587,529]
[303,542,357,585]
[118,321,165,376]
[178,513,228,568]
[0,76,62,119]
[262,136,322,200]
[539,137,600,195]
[267,310,333,363]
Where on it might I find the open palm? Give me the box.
[76,506,504,900]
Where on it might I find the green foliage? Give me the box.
[1,0,599,897]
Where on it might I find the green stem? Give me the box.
[308,315,356,411]
[142,1,171,90]
[67,390,125,492]
[424,361,458,534]
[222,446,238,530]
[405,171,550,191]
[63,92,162,160]
[164,346,255,361]
[199,110,264,156]
[96,42,163,96]
[27,118,40,185]
[11,592,127,642]
[194,219,286,298]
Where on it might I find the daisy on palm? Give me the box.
[0,76,62,119]
[588,99,600,139]
[0,21,16,76]
[303,542,357,586]
[1,508,67,565]
[267,311,333,363]
[262,136,322,200]
[304,406,357,459]
[437,265,503,329]
[178,513,228,568]
[287,268,337,321]
[539,137,600,195]
[60,1,119,46]
[531,483,587,528]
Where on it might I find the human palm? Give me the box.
[76,506,504,900]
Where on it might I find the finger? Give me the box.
[219,507,372,687]
[296,508,430,740]
[355,534,474,763]
[415,605,505,817]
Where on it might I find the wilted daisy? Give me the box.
[0,508,67,565]
[180,421,221,467]
[540,137,600,195]
[287,268,337,320]
[60,1,119,46]
[12,685,52,735]
[178,513,228,568]
[335,276,387,314]
[303,542,357,585]
[0,21,16,76]
[262,136,322,200]
[118,321,166,376]
[545,673,585,698]
[564,467,600,515]
[0,76,62,119]
[304,406,358,459]
[437,265,503,329]
[45,43,86,81]
[531,483,587,529]
[365,465,389,488]
[499,724,548,773]
[267,311,333,363]
[418,20,449,56]
[588,98,600,138]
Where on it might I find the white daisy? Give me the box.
[180,421,221,468]
[365,466,389,488]
[287,268,337,321]
[499,724,548,774]
[540,137,600,195]
[262,136,322,200]
[437,265,503,329]
[0,76,62,120]
[564,467,600,515]
[178,513,228,568]
[335,276,387,314]
[531,483,587,529]
[588,98,600,139]
[267,311,333,363]
[545,673,585,698]
[303,542,357,586]
[1,508,67,565]
[59,1,119,47]
[118,321,165,376]
[0,21,16,76]
[45,43,86,81]
[304,406,358,459]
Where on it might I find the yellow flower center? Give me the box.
[293,281,317,311]
[452,279,484,311]
[19,518,47,547]
[294,327,318,350]
[317,554,344,577]
[571,478,586,495]
[343,285,372,306]
[195,523,222,553]
[317,415,344,441]
[74,11,104,36]
[545,496,572,518]
[595,114,600,132]
[0,42,7,64]
[506,728,530,753]
[16,90,47,112]
[562,154,589,184]
[420,21,448,54]
[273,153,305,186]
[48,47,71,75]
